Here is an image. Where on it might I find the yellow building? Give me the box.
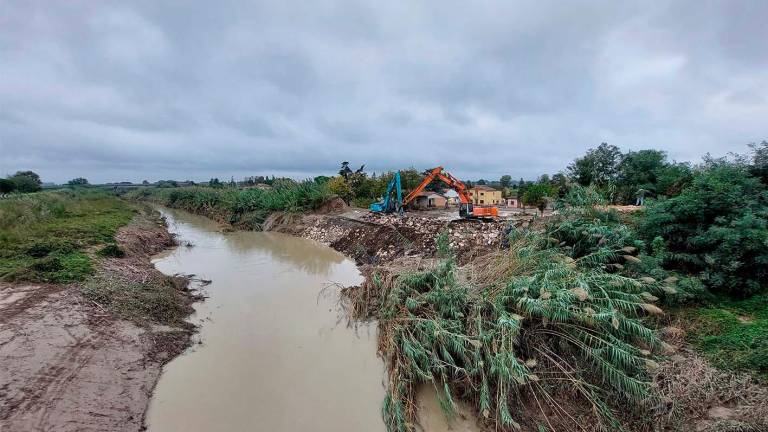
[469,185,502,205]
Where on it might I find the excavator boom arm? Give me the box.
[403,166,443,205]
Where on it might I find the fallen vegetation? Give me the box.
[344,197,665,431]
[339,186,768,431]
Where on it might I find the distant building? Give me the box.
[412,191,448,209]
[441,189,460,205]
[470,185,502,205]
[505,198,519,207]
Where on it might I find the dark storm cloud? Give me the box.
[1,0,766,183]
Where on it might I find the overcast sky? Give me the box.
[1,1,766,183]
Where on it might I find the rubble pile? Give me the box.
[291,212,537,265]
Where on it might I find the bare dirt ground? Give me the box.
[0,209,193,432]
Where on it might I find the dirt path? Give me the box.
[0,208,192,432]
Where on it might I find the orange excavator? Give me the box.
[370,166,498,219]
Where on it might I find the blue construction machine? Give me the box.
[369,172,403,214]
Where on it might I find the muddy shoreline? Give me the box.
[0,207,197,432]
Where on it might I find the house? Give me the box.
[469,185,502,205]
[441,189,460,205]
[412,191,448,209]
[505,198,519,207]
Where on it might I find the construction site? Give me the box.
[2,2,768,430]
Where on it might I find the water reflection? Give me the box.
[223,231,344,277]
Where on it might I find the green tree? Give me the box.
[522,183,550,215]
[499,175,512,188]
[9,170,42,193]
[399,168,424,192]
[208,178,223,188]
[0,178,15,193]
[476,179,487,185]
[67,177,89,186]
[615,149,668,204]
[655,162,693,197]
[639,162,768,296]
[313,175,331,185]
[327,176,353,203]
[568,143,623,187]
[551,172,569,198]
[749,140,768,184]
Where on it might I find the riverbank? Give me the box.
[266,208,768,432]
[126,185,768,431]
[0,195,197,431]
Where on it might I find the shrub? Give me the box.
[639,162,768,296]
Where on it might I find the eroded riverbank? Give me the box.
[0,207,194,432]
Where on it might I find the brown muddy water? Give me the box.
[145,208,384,432]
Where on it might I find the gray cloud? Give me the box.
[1,0,766,183]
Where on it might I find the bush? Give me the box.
[639,162,768,296]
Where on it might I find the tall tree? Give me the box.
[499,175,512,188]
[0,178,15,193]
[749,140,768,184]
[67,177,89,186]
[8,170,42,193]
[567,143,623,187]
[522,183,551,215]
[615,149,668,204]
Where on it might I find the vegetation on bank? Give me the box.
[343,180,768,430]
[350,193,678,431]
[125,179,333,229]
[0,189,134,282]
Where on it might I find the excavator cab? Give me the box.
[459,202,473,218]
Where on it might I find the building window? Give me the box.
[480,192,484,196]
[480,200,484,204]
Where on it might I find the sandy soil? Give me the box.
[0,208,192,432]
[0,283,159,431]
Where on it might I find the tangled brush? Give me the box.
[349,226,672,431]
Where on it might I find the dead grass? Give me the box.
[651,340,768,431]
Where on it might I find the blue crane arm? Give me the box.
[369,172,402,214]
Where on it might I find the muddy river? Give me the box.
[145,208,480,432]
[145,208,384,431]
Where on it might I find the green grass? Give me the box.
[685,295,768,379]
[0,190,134,283]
